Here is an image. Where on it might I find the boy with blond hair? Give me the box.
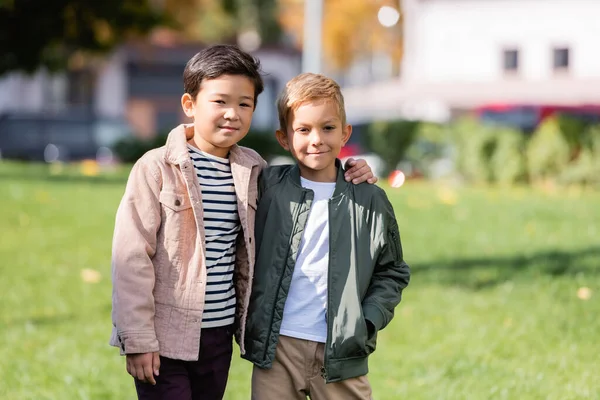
[242,73,411,399]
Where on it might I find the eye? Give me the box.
[213,100,226,104]
[240,103,252,108]
[324,125,336,131]
[296,127,309,133]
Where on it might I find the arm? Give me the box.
[362,192,411,333]
[111,160,161,356]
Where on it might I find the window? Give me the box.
[553,47,570,71]
[503,49,519,72]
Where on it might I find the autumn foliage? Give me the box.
[277,0,403,70]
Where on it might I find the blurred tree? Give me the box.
[254,0,283,45]
[0,0,282,76]
[162,0,281,43]
[160,0,235,43]
[166,0,281,46]
[0,0,165,75]
[277,0,403,71]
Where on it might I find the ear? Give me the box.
[181,93,195,118]
[341,124,353,146]
[275,129,291,151]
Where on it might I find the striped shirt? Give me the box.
[188,144,239,328]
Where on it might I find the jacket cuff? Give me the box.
[362,303,386,332]
[118,331,159,355]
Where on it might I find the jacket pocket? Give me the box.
[157,191,194,286]
[364,317,377,354]
[160,191,193,213]
[331,310,371,360]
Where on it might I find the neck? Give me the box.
[188,136,230,159]
[298,164,337,183]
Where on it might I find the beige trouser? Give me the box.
[251,335,373,400]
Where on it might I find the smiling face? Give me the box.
[276,99,352,182]
[181,74,255,158]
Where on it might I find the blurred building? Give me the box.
[344,0,600,124]
[0,42,300,160]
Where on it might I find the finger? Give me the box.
[152,352,161,377]
[353,172,374,184]
[346,164,370,182]
[344,158,356,168]
[144,363,157,385]
[126,359,132,377]
[349,159,368,170]
[351,158,367,168]
[133,364,145,382]
[136,365,147,383]
[344,164,367,181]
[345,159,366,175]
[367,176,379,184]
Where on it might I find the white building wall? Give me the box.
[403,0,600,83]
[95,50,127,118]
[0,71,49,113]
[0,75,16,112]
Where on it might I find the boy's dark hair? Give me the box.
[183,44,264,108]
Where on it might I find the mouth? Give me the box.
[307,151,329,155]
[219,126,239,131]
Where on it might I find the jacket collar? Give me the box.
[164,123,260,168]
[164,124,193,165]
[289,159,350,198]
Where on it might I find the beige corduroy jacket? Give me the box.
[109,124,266,360]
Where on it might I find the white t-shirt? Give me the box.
[279,177,336,343]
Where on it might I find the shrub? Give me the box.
[449,117,498,183]
[112,133,168,163]
[491,128,528,185]
[405,122,451,177]
[363,119,420,176]
[558,125,600,187]
[557,114,592,158]
[526,118,570,183]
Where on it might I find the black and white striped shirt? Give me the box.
[188,144,239,328]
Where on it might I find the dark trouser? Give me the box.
[135,325,234,400]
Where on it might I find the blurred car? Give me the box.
[476,103,600,133]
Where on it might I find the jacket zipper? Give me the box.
[262,190,307,364]
[322,198,333,382]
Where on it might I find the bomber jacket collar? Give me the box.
[288,159,350,198]
[164,123,260,168]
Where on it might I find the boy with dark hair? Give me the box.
[110,45,376,400]
[242,73,411,399]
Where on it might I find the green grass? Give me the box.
[1,161,599,400]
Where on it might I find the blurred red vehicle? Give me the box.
[475,103,600,133]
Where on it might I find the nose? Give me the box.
[224,107,239,120]
[308,129,324,146]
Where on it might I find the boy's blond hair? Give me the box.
[277,73,347,132]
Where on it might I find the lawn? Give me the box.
[1,161,598,400]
